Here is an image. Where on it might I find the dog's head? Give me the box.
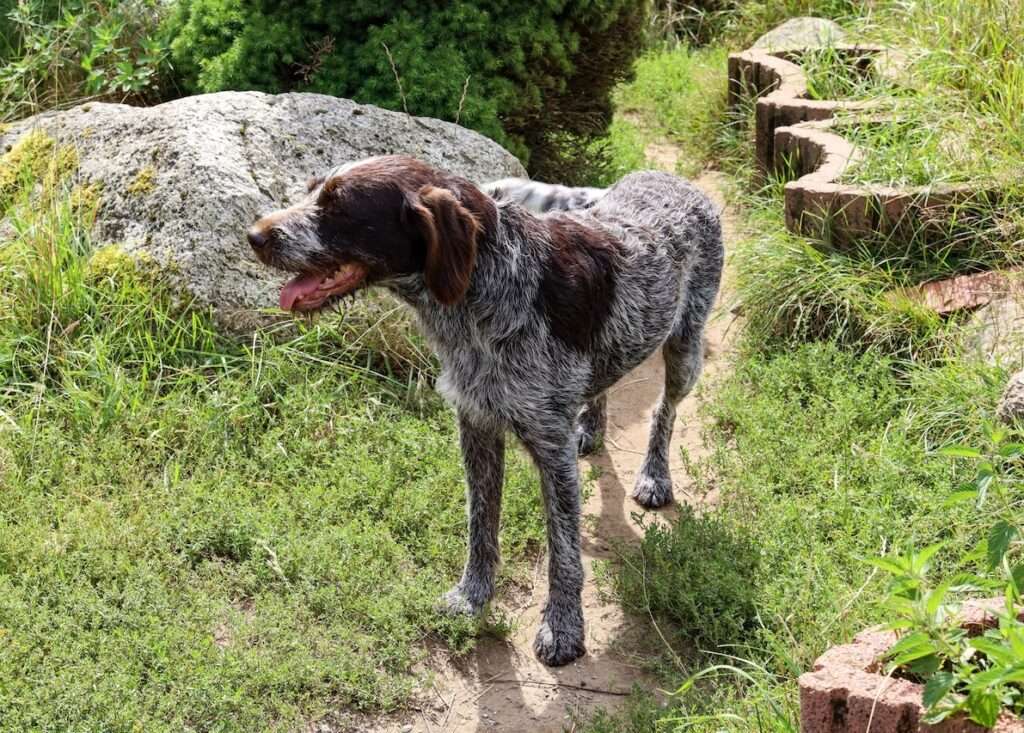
[248,155,495,312]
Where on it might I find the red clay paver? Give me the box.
[798,600,1024,732]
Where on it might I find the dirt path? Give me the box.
[368,146,738,733]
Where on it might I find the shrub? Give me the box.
[161,1,648,182]
[609,507,760,650]
[0,0,169,121]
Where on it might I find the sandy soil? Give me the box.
[352,150,739,733]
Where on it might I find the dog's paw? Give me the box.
[533,618,586,667]
[575,424,602,457]
[440,585,484,617]
[533,601,586,666]
[631,472,674,508]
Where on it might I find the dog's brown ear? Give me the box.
[407,185,480,305]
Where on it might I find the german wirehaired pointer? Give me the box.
[247,156,723,666]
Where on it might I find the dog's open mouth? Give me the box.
[279,262,368,311]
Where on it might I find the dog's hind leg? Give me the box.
[575,393,607,456]
[633,270,720,508]
[632,327,702,508]
[443,413,505,615]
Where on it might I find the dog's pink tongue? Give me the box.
[280,274,323,311]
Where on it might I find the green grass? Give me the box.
[588,342,1012,732]
[830,0,1023,187]
[610,44,730,177]
[798,45,902,101]
[0,136,545,732]
[584,3,1024,730]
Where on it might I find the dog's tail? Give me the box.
[483,177,606,213]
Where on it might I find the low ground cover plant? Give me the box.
[607,506,760,650]
[590,341,1009,732]
[585,1,1024,730]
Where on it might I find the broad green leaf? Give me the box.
[923,671,957,709]
[913,543,944,574]
[1011,564,1024,595]
[966,690,1000,727]
[923,705,959,724]
[969,637,1017,667]
[937,445,983,459]
[888,632,940,667]
[925,580,953,619]
[974,472,993,504]
[944,489,978,507]
[907,654,942,677]
[866,556,910,576]
[988,521,1019,569]
[998,442,1024,458]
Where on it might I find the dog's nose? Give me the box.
[247,226,268,251]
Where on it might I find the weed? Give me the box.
[606,507,760,651]
[0,0,170,121]
[586,343,1007,732]
[872,426,1023,726]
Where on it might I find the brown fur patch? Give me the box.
[408,185,481,305]
[536,217,619,351]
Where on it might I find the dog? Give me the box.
[247,155,724,666]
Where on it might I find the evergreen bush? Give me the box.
[162,1,648,181]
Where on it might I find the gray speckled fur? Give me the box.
[483,177,606,213]
[398,171,723,665]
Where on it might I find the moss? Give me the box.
[44,144,79,192]
[69,182,103,220]
[0,130,56,203]
[127,166,156,196]
[0,130,79,210]
[85,244,157,284]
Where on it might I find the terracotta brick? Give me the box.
[799,601,1024,732]
[908,270,1021,315]
[728,42,1010,252]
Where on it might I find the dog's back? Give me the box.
[591,171,721,270]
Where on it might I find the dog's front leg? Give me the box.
[518,429,586,666]
[443,412,505,616]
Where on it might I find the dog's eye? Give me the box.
[306,175,325,193]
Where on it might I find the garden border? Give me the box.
[799,599,1024,732]
[727,44,1015,311]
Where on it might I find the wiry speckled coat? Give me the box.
[247,157,723,667]
[394,172,722,664]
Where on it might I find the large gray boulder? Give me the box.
[0,91,525,329]
[752,17,845,51]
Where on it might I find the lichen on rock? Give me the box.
[127,166,156,197]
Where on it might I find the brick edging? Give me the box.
[798,599,1024,732]
[726,44,1015,310]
